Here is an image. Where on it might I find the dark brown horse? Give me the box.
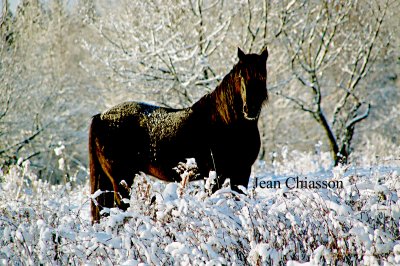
[89,47,268,223]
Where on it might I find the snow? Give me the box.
[1,154,400,265]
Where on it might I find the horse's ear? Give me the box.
[260,46,268,61]
[238,47,246,61]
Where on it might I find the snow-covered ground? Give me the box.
[1,152,400,265]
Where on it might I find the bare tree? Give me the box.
[0,1,93,180]
[274,0,393,165]
[82,0,264,108]
[1,0,397,180]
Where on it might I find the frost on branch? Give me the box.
[174,158,199,197]
[1,158,400,265]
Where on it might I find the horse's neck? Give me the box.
[192,72,242,125]
[213,71,241,124]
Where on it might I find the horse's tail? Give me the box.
[89,114,113,224]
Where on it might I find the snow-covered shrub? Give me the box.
[1,157,400,265]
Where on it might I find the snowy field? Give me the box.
[1,152,400,265]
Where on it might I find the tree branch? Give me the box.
[345,103,370,129]
[274,91,314,114]
[333,0,389,127]
[0,126,47,156]
[0,94,11,121]
[0,0,8,28]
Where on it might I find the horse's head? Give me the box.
[236,47,268,120]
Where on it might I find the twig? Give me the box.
[345,103,370,128]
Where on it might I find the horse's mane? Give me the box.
[194,63,242,124]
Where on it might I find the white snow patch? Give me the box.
[1,158,400,264]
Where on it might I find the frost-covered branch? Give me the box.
[345,103,371,129]
[276,0,392,165]
[1,158,400,264]
[274,91,314,114]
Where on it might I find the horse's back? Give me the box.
[99,101,159,123]
[97,101,209,181]
[90,102,156,167]
[91,101,198,164]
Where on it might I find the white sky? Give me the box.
[1,0,80,16]
[1,0,20,14]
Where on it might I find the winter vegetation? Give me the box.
[1,153,400,265]
[0,0,399,265]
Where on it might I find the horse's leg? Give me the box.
[227,168,251,194]
[89,151,101,223]
[116,173,134,211]
[89,117,115,224]
[89,147,114,224]
[100,163,135,212]
[90,161,114,223]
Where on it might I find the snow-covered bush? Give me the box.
[1,156,400,265]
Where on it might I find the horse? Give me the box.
[89,47,268,223]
